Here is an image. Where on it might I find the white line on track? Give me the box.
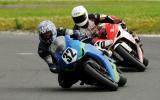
[140,34,160,37]
[16,53,34,55]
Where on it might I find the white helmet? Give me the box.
[38,20,57,43]
[71,5,88,27]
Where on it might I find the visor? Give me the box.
[72,14,87,24]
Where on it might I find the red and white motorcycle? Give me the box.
[92,23,149,72]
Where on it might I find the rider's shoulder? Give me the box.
[88,13,100,19]
[39,41,50,46]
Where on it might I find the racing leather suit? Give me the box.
[38,27,79,87]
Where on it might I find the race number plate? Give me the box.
[62,47,78,64]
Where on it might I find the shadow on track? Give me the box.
[0,86,118,93]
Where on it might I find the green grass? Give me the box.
[0,0,160,34]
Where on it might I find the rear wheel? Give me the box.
[115,45,146,72]
[84,60,118,91]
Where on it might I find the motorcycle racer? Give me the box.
[37,20,80,88]
[71,5,126,40]
[71,5,142,51]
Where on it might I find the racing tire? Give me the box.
[115,45,146,72]
[84,60,118,91]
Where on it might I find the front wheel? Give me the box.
[58,73,78,89]
[115,45,146,72]
[83,60,118,91]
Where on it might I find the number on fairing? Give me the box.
[62,47,77,64]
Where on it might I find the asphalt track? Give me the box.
[0,33,159,100]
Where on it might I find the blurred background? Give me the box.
[0,0,160,34]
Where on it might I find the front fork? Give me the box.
[136,44,144,63]
[105,55,120,83]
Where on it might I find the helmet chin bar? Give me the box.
[76,17,88,27]
[40,32,53,43]
[81,21,89,28]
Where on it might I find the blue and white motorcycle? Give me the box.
[51,35,126,91]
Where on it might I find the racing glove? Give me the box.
[48,64,59,73]
[119,20,127,31]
